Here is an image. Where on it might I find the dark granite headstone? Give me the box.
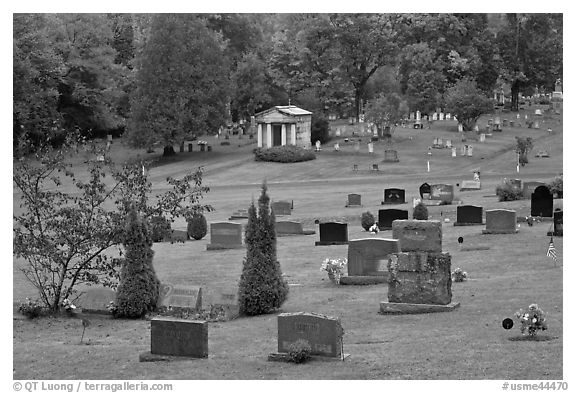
[483,209,518,234]
[530,185,553,217]
[551,210,563,236]
[387,252,452,305]
[346,193,362,207]
[271,201,292,216]
[347,238,400,276]
[316,222,348,245]
[392,220,442,253]
[382,188,406,205]
[157,283,202,311]
[207,222,243,250]
[277,312,343,358]
[455,205,483,226]
[150,317,208,358]
[419,183,431,199]
[378,209,409,230]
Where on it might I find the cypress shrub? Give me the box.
[412,202,429,220]
[187,213,208,240]
[114,207,161,318]
[361,211,375,231]
[238,182,289,316]
[149,215,172,242]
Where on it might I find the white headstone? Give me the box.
[479,133,486,142]
[368,142,374,154]
[439,113,445,121]
[336,129,341,136]
[446,113,451,120]
[416,111,421,121]
[334,143,340,151]
[315,140,321,151]
[432,113,438,121]
[451,147,457,157]
[466,145,473,156]
[474,125,479,132]
[458,124,463,132]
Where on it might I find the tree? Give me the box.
[126,14,230,156]
[113,206,160,318]
[444,78,493,131]
[231,51,273,121]
[515,136,533,166]
[364,92,408,138]
[238,182,289,316]
[13,138,212,312]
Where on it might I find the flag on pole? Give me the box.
[546,236,557,263]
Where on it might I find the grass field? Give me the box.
[12,109,565,380]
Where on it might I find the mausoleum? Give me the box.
[254,105,312,149]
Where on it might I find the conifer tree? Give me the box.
[114,206,160,318]
[238,182,289,315]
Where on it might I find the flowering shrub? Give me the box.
[287,339,312,363]
[369,223,379,234]
[18,298,45,319]
[515,304,548,336]
[451,268,468,282]
[320,258,347,284]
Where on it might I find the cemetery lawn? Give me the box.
[13,110,563,380]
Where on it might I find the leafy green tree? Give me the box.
[126,14,230,156]
[231,51,273,121]
[238,182,289,316]
[364,92,408,138]
[13,138,212,313]
[113,206,160,318]
[515,136,534,166]
[444,78,493,131]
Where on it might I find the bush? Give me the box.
[412,202,429,220]
[149,215,172,242]
[548,175,563,198]
[18,298,45,319]
[220,141,230,146]
[361,211,375,231]
[253,145,316,163]
[310,115,330,145]
[496,181,524,202]
[238,182,289,316]
[287,339,312,364]
[114,207,161,318]
[187,213,208,240]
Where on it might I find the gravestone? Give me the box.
[157,283,202,311]
[386,252,452,305]
[445,139,452,148]
[451,147,457,157]
[483,209,518,234]
[277,312,344,358]
[547,210,563,237]
[76,287,116,314]
[346,193,362,207]
[523,181,546,198]
[150,318,208,358]
[479,133,486,142]
[368,142,374,154]
[382,188,406,205]
[378,209,409,230]
[276,220,315,236]
[430,184,454,204]
[460,180,481,191]
[460,145,466,156]
[347,238,400,276]
[207,222,243,250]
[439,113,445,121]
[384,149,399,162]
[211,291,239,320]
[530,185,553,217]
[419,183,431,199]
[229,209,249,220]
[454,205,483,226]
[466,145,473,156]
[315,222,348,245]
[271,201,292,216]
[392,220,442,253]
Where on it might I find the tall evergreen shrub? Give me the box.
[238,182,289,315]
[114,207,161,318]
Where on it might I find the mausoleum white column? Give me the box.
[266,123,272,148]
[281,124,287,145]
[257,123,263,148]
[290,123,296,145]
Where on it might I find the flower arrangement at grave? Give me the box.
[369,223,379,234]
[451,268,468,282]
[320,258,348,284]
[514,304,548,337]
[61,298,77,315]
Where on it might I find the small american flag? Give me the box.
[546,236,558,262]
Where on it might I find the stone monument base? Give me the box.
[139,351,204,362]
[339,275,388,285]
[315,241,348,246]
[206,243,244,250]
[379,301,460,314]
[345,204,362,208]
[380,201,406,205]
[547,231,562,237]
[267,352,350,362]
[277,230,315,237]
[482,229,518,234]
[453,222,484,226]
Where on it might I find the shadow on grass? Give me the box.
[507,335,558,342]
